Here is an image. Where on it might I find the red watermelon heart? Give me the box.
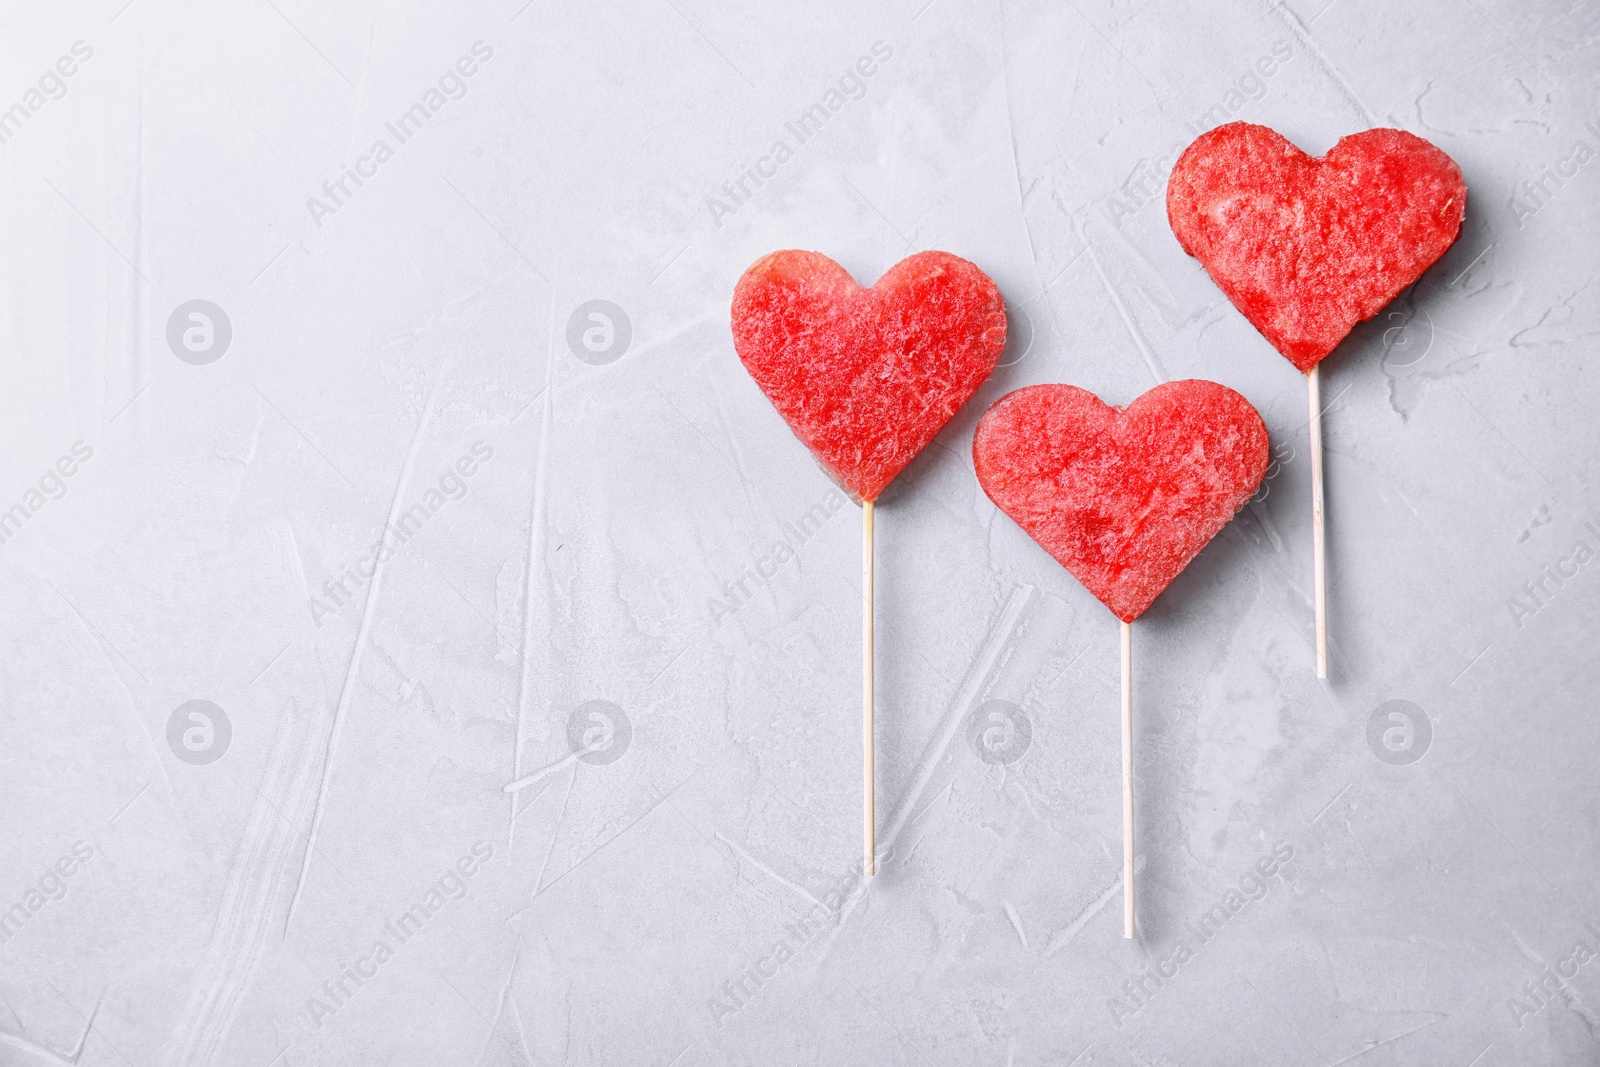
[1167,122,1466,372]
[732,250,1007,502]
[973,381,1269,622]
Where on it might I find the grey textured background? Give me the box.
[1,0,1597,1064]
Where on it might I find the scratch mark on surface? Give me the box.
[42,578,172,799]
[287,359,451,928]
[42,576,150,684]
[843,976,915,1052]
[535,781,690,900]
[513,306,557,852]
[1509,928,1600,1031]
[1445,380,1557,489]
[1326,1016,1444,1065]
[1078,218,1166,386]
[1449,244,1494,288]
[168,700,325,1064]
[1003,900,1028,947]
[1318,382,1352,420]
[108,382,151,424]
[249,642,291,685]
[473,946,522,1066]
[22,983,108,1066]
[532,762,578,898]
[504,743,600,794]
[647,644,690,687]
[1433,766,1571,908]
[649,241,691,286]
[1245,976,1334,1064]
[108,782,151,824]
[659,0,759,89]
[651,382,760,502]
[251,383,361,490]
[261,0,357,88]
[715,832,825,909]
[840,174,914,249]
[996,2,1052,327]
[1269,1,1378,126]
[1391,487,1426,528]
[803,590,1036,972]
[509,995,536,1067]
[42,178,150,284]
[1309,782,1351,824]
[1461,0,1559,90]
[881,585,1036,853]
[1248,500,1286,555]
[1063,0,1159,97]
[507,777,558,827]
[903,781,954,835]
[1450,644,1491,686]
[1044,865,1126,956]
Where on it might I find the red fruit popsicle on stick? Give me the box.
[732,250,1007,876]
[974,380,1270,937]
[1167,122,1466,676]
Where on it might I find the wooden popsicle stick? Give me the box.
[1121,619,1134,939]
[1308,366,1328,679]
[863,499,876,878]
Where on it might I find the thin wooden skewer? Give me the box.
[863,499,876,878]
[1308,365,1328,679]
[1121,619,1134,939]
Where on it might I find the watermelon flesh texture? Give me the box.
[973,380,1270,622]
[732,250,1007,503]
[1167,122,1466,372]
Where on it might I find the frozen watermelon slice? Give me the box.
[973,380,1269,622]
[1167,122,1466,372]
[732,250,1007,502]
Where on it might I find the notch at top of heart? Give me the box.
[731,250,1007,503]
[1166,122,1466,373]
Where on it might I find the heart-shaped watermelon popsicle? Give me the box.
[731,249,1007,878]
[1166,122,1466,373]
[973,380,1270,623]
[1167,122,1466,678]
[732,250,1007,503]
[974,379,1270,938]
